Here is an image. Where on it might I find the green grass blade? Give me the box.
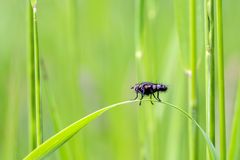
[216,0,226,159]
[135,0,145,79]
[204,0,215,159]
[228,80,240,160]
[23,100,134,160]
[2,63,20,160]
[41,64,72,159]
[23,100,218,160]
[27,0,37,151]
[188,0,198,159]
[161,102,218,160]
[32,4,42,146]
[28,0,42,148]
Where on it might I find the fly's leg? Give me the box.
[157,92,162,102]
[133,92,138,100]
[150,94,154,105]
[139,94,144,106]
[153,93,159,101]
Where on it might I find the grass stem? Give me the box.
[27,0,37,150]
[28,0,42,147]
[215,0,226,159]
[228,80,240,160]
[204,0,215,159]
[32,4,42,146]
[135,0,147,159]
[135,0,145,66]
[188,0,198,159]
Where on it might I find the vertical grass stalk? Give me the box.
[33,3,42,146]
[188,0,198,159]
[228,80,240,160]
[41,62,72,159]
[135,0,152,159]
[204,0,215,159]
[27,0,37,151]
[215,0,226,159]
[28,0,42,147]
[135,0,145,71]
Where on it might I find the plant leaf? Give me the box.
[161,102,218,160]
[228,79,240,160]
[23,100,133,160]
[23,100,218,160]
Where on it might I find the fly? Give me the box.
[131,82,168,105]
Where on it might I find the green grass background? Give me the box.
[0,0,239,159]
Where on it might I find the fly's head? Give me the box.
[131,83,140,92]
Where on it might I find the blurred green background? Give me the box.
[0,0,239,159]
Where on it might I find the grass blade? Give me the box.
[27,0,36,150]
[204,0,215,159]
[188,0,198,159]
[135,0,145,78]
[228,80,240,160]
[23,100,218,160]
[215,0,226,159]
[28,0,41,149]
[32,3,42,146]
[161,102,218,160]
[23,100,134,160]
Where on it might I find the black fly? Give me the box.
[131,82,168,105]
